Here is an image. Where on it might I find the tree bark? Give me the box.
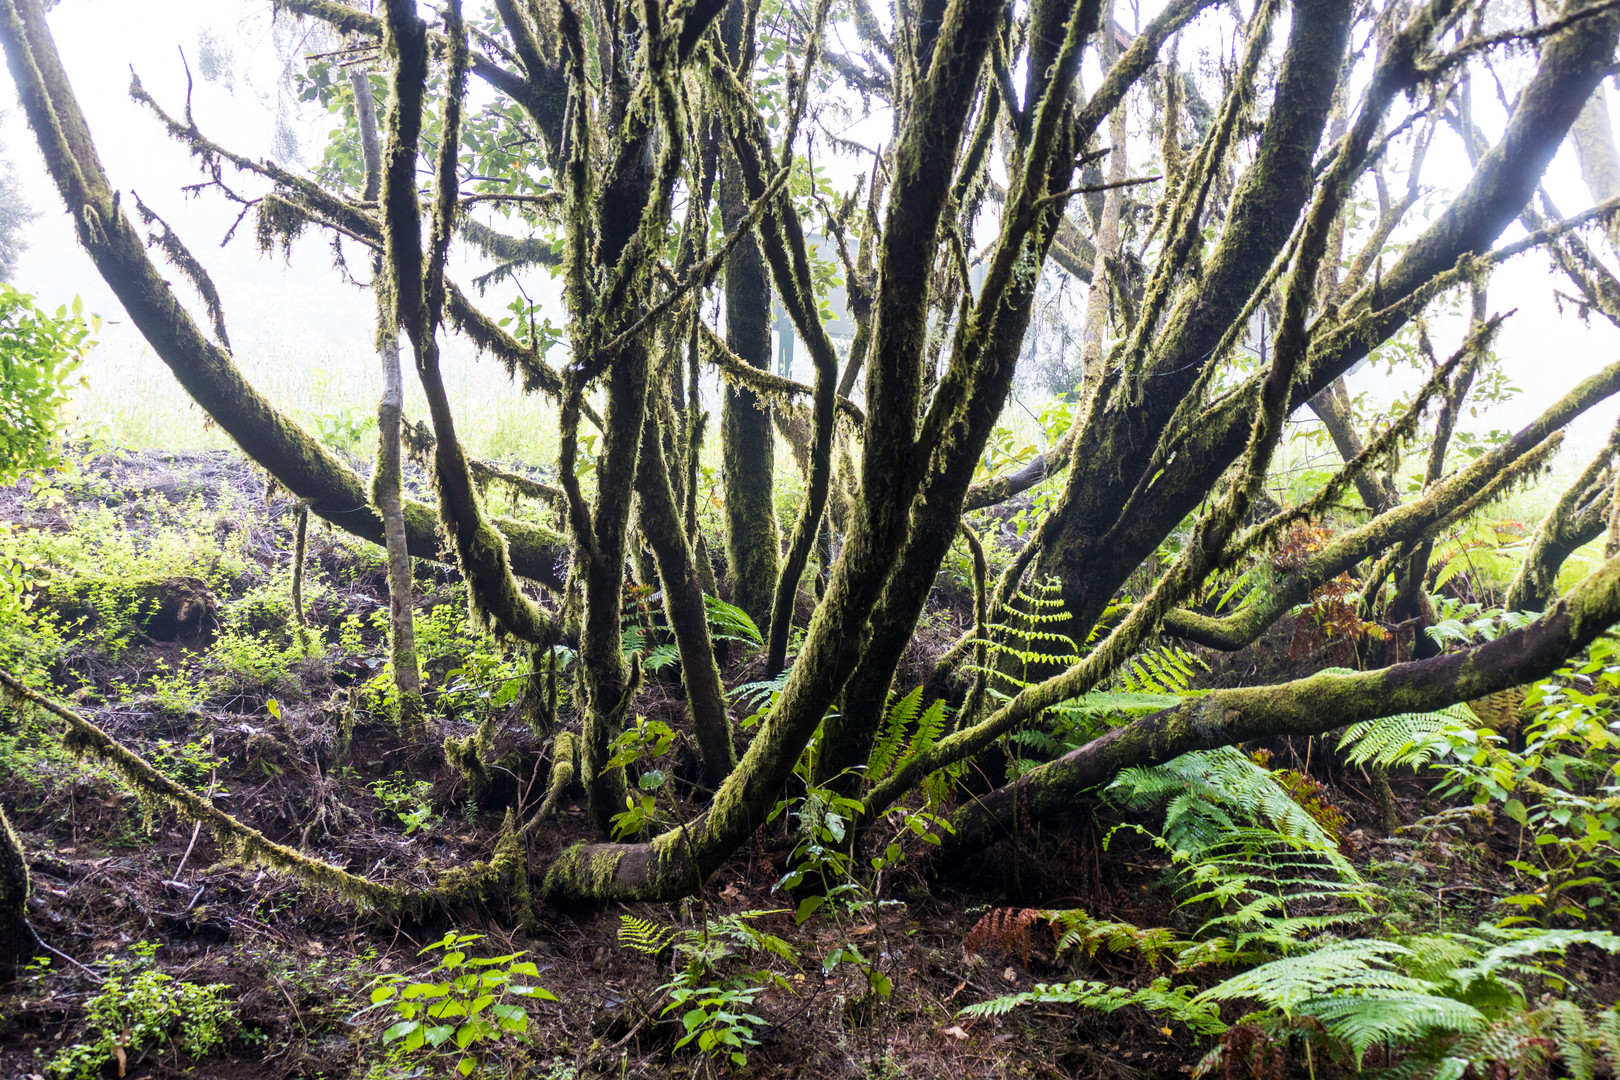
[0,804,28,982]
[352,66,424,721]
[718,0,780,631]
[634,400,737,787]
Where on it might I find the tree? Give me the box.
[0,129,33,282]
[4,0,1620,908]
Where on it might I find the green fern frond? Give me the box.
[704,594,763,646]
[1043,909,1185,968]
[1198,939,1422,1011]
[958,977,1227,1035]
[1112,644,1208,695]
[866,687,951,788]
[1299,992,1486,1066]
[1109,748,1373,950]
[1338,703,1481,769]
[1046,691,1186,718]
[733,669,790,716]
[643,643,681,673]
[618,914,675,956]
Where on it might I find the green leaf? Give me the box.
[796,895,826,924]
[381,1020,419,1043]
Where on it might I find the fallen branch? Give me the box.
[0,669,403,913]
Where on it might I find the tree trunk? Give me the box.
[635,401,737,787]
[0,804,28,982]
[718,0,780,630]
[719,163,781,630]
[352,66,425,724]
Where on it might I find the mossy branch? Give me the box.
[940,544,1620,861]
[697,321,864,425]
[0,668,403,913]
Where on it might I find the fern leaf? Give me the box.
[1299,992,1486,1066]
[704,594,763,646]
[618,914,674,956]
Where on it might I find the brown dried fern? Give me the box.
[962,907,1042,966]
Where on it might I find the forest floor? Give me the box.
[0,447,1613,1080]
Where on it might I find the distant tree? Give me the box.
[0,128,33,281]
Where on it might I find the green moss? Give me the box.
[540,841,625,902]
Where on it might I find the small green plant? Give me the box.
[48,942,234,1080]
[661,979,767,1068]
[312,404,377,456]
[363,932,556,1078]
[145,659,207,716]
[369,775,439,835]
[146,735,226,791]
[619,910,797,1070]
[0,286,97,485]
[605,714,677,839]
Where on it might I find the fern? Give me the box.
[733,668,790,723]
[1200,939,1427,1011]
[1111,643,1208,696]
[966,576,1079,717]
[1046,690,1185,719]
[1108,748,1375,954]
[958,976,1228,1034]
[619,914,675,957]
[864,685,951,791]
[1338,703,1483,770]
[617,910,799,972]
[966,578,1198,776]
[704,594,762,646]
[1301,992,1487,1065]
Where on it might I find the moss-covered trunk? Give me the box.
[0,804,27,982]
[718,154,781,629]
[635,400,737,787]
[353,64,424,721]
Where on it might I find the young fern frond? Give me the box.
[618,914,676,957]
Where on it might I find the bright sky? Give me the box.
[7,0,1620,466]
